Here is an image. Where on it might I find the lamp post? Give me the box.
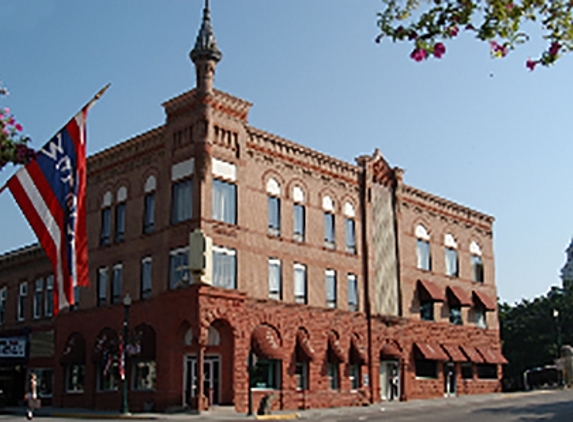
[120,293,131,414]
[553,309,565,387]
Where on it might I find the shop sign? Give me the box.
[0,337,26,358]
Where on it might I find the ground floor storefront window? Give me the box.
[477,363,497,379]
[132,360,156,390]
[415,360,438,379]
[461,362,474,379]
[98,360,119,391]
[295,362,308,391]
[29,368,54,397]
[327,363,340,390]
[66,365,85,393]
[251,359,280,389]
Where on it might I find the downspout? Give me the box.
[391,171,403,317]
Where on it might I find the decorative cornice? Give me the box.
[162,89,252,122]
[0,243,46,270]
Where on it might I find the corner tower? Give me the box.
[190,0,222,94]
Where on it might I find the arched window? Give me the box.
[143,175,156,234]
[100,191,112,246]
[444,233,459,278]
[470,241,484,283]
[344,202,356,254]
[293,186,305,242]
[114,186,127,243]
[415,224,431,271]
[208,326,221,346]
[267,178,281,236]
[323,195,335,249]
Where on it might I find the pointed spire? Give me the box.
[190,0,222,64]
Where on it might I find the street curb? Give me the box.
[50,412,157,420]
[255,414,299,420]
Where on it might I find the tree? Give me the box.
[0,81,35,170]
[376,0,573,70]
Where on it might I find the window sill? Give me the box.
[65,390,85,395]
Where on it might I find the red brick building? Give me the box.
[0,4,505,413]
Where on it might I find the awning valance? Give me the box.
[446,286,472,307]
[296,330,315,362]
[350,336,367,364]
[477,347,508,364]
[472,291,497,311]
[328,333,346,363]
[60,332,86,364]
[460,345,485,363]
[441,344,468,362]
[380,342,402,360]
[252,325,282,360]
[418,280,445,302]
[414,342,449,361]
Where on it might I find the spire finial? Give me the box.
[190,0,222,64]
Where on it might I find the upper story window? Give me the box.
[415,224,431,271]
[344,202,356,254]
[97,267,108,307]
[293,186,305,242]
[111,264,122,305]
[323,196,335,249]
[444,233,459,278]
[268,258,282,300]
[325,269,337,308]
[169,247,190,289]
[141,256,152,300]
[45,275,54,317]
[100,191,112,246]
[213,245,237,289]
[267,178,281,236]
[171,159,194,224]
[294,263,307,304]
[0,287,7,325]
[475,309,487,329]
[212,158,237,225]
[114,187,127,243]
[18,282,27,321]
[34,278,43,319]
[143,176,156,234]
[348,273,358,311]
[470,241,484,283]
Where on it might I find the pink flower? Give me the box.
[7,117,14,126]
[433,43,446,58]
[4,108,9,114]
[507,3,514,9]
[15,123,23,132]
[449,26,459,37]
[526,58,538,71]
[549,42,560,56]
[410,48,427,62]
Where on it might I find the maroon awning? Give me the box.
[380,342,402,360]
[296,330,316,362]
[418,280,445,302]
[328,333,346,363]
[477,347,508,364]
[441,344,468,362]
[460,345,485,363]
[350,336,367,364]
[60,332,86,364]
[473,291,497,311]
[414,342,449,361]
[447,286,472,307]
[252,325,282,360]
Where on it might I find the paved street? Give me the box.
[0,390,571,421]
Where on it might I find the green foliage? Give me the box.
[376,0,573,69]
[499,284,573,390]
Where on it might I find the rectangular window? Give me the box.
[250,359,280,389]
[471,254,484,282]
[268,259,282,300]
[349,364,361,390]
[420,300,434,321]
[141,257,152,300]
[132,361,156,390]
[294,264,307,304]
[18,282,27,321]
[171,178,193,224]
[416,239,431,271]
[475,309,487,329]
[66,364,86,393]
[345,218,356,254]
[34,279,43,319]
[45,275,54,317]
[0,287,6,325]
[97,267,108,307]
[348,274,358,311]
[111,264,122,305]
[169,247,190,289]
[449,305,462,325]
[98,360,119,391]
[324,213,335,249]
[293,204,305,242]
[295,361,308,391]
[477,363,498,379]
[415,360,438,378]
[212,245,237,289]
[100,208,111,246]
[114,203,126,243]
[461,362,474,379]
[212,179,237,224]
[268,196,280,236]
[445,248,459,277]
[327,363,339,390]
[325,269,337,308]
[142,192,155,234]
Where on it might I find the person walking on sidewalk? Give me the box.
[24,373,38,420]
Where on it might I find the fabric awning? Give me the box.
[441,344,468,362]
[460,345,485,363]
[380,342,403,360]
[328,333,346,363]
[472,291,497,311]
[414,342,449,361]
[296,330,316,362]
[60,332,86,364]
[252,325,282,360]
[477,347,508,364]
[133,324,156,360]
[447,286,472,307]
[418,280,445,302]
[350,336,368,364]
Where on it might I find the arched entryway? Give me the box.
[379,340,403,401]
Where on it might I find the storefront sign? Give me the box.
[0,337,27,358]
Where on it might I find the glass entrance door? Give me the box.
[379,360,400,401]
[184,355,220,407]
[444,362,456,397]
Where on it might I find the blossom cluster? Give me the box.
[0,107,35,170]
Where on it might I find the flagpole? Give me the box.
[0,83,110,195]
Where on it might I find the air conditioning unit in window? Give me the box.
[189,229,213,285]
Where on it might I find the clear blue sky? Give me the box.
[1,0,571,305]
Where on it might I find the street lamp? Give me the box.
[120,293,132,414]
